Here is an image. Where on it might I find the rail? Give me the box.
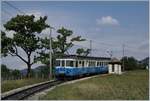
[1,80,64,100]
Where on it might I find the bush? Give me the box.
[121,56,141,70]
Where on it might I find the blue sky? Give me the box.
[1,1,149,70]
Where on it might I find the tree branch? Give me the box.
[13,44,18,53]
[12,45,28,64]
[31,62,34,65]
[16,53,28,64]
[8,51,17,56]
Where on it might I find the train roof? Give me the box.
[57,55,111,60]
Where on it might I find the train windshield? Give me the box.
[66,61,74,67]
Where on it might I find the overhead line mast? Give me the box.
[90,40,92,56]
[49,27,55,79]
[122,44,125,71]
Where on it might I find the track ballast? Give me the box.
[1,80,64,100]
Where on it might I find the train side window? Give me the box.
[97,62,99,67]
[102,62,104,66]
[62,60,65,67]
[76,61,78,67]
[104,62,106,66]
[86,61,89,67]
[112,65,114,72]
[79,61,82,64]
[101,62,103,66]
[89,61,91,67]
[82,61,84,67]
[91,61,93,66]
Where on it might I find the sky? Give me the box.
[1,1,149,70]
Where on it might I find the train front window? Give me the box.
[66,61,74,67]
[56,60,60,66]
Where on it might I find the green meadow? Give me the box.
[40,70,149,100]
[1,78,49,93]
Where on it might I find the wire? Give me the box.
[84,37,121,47]
[3,1,25,14]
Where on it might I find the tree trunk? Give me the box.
[26,54,31,78]
[26,63,31,78]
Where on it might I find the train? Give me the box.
[54,55,111,78]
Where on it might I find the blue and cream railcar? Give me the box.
[55,55,111,77]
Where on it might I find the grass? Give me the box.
[40,70,149,100]
[1,78,50,93]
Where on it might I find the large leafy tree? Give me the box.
[2,15,49,77]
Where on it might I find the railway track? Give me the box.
[1,74,108,100]
[1,80,64,100]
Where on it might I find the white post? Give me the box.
[108,64,112,73]
[114,64,118,74]
[119,65,122,74]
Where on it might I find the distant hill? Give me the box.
[20,65,47,76]
[139,57,149,65]
[20,69,27,76]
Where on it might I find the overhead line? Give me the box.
[3,1,25,14]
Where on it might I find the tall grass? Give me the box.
[1,78,49,93]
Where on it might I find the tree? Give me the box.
[76,48,90,56]
[58,27,85,53]
[2,15,49,77]
[121,56,139,70]
[1,64,10,80]
[39,65,49,78]
[35,27,86,74]
[139,57,149,69]
[11,69,21,79]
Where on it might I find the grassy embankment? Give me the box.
[41,70,149,100]
[1,78,50,93]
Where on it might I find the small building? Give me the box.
[108,58,122,74]
[146,65,149,70]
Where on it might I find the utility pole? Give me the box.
[90,40,92,56]
[49,27,53,79]
[122,44,125,71]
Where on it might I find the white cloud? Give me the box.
[96,16,119,26]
